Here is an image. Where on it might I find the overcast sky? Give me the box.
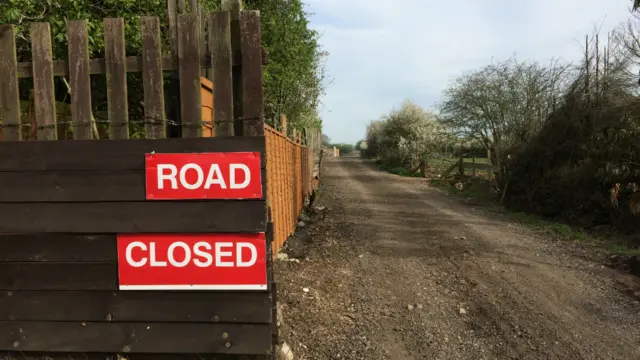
[305,0,634,144]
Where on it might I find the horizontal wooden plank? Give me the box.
[0,291,271,323]
[0,137,266,171]
[0,263,116,290]
[0,234,115,262]
[0,201,266,233]
[3,353,244,360]
[0,321,271,354]
[16,50,268,78]
[0,168,266,202]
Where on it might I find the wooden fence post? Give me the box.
[177,13,202,138]
[29,22,57,140]
[281,114,287,136]
[240,10,264,136]
[221,0,244,135]
[210,11,234,136]
[67,20,93,140]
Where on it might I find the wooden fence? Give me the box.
[0,0,306,357]
[264,116,320,252]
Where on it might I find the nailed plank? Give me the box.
[29,23,57,140]
[0,234,114,262]
[104,18,129,139]
[199,5,208,77]
[167,0,178,54]
[140,16,166,138]
[67,20,93,140]
[0,321,272,354]
[16,51,269,78]
[240,11,265,136]
[0,25,21,141]
[0,291,272,323]
[0,201,266,233]
[4,354,246,360]
[0,136,266,171]
[0,263,117,290]
[222,1,244,135]
[0,168,266,202]
[5,353,247,360]
[177,13,202,138]
[210,11,234,136]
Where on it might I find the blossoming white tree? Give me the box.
[365,100,453,174]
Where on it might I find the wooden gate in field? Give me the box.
[0,1,276,358]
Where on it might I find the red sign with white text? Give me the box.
[117,233,268,290]
[145,152,262,200]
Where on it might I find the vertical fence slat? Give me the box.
[167,0,178,54]
[141,16,166,139]
[210,11,234,136]
[289,139,295,235]
[104,18,129,140]
[67,20,93,140]
[221,0,243,135]
[278,134,286,249]
[29,23,57,140]
[198,5,208,78]
[0,25,21,141]
[177,13,202,138]
[239,10,264,136]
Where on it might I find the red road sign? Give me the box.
[117,233,268,290]
[145,152,262,200]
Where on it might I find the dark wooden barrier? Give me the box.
[0,137,273,355]
[0,1,275,357]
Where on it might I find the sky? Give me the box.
[305,0,635,144]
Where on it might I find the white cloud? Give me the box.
[308,0,634,143]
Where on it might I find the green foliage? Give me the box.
[332,143,354,154]
[322,133,331,146]
[364,100,453,168]
[0,0,181,60]
[244,0,326,130]
[355,139,367,151]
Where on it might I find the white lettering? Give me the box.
[179,163,204,190]
[167,241,191,267]
[149,242,167,267]
[124,241,258,268]
[157,164,178,189]
[204,164,227,189]
[125,241,148,267]
[215,242,234,267]
[193,241,213,267]
[236,242,257,267]
[230,164,251,189]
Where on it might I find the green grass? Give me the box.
[608,244,640,256]
[430,178,588,242]
[508,211,588,242]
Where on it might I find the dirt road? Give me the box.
[275,157,640,360]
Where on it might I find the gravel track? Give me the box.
[276,157,640,360]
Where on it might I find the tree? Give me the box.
[439,57,570,193]
[364,100,452,172]
[355,140,367,150]
[333,143,354,154]
[322,133,331,147]
[245,0,327,130]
